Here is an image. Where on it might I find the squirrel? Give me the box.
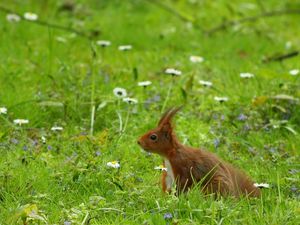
[137,107,261,197]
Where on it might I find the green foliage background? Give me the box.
[0,0,299,224]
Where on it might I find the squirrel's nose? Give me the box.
[137,140,141,145]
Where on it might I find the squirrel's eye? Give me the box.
[150,134,157,141]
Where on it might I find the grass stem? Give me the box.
[161,77,174,112]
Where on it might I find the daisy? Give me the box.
[0,107,7,114]
[154,165,167,171]
[138,81,152,87]
[6,14,21,22]
[199,80,212,87]
[190,55,204,63]
[96,40,111,47]
[289,69,299,76]
[214,96,229,103]
[162,27,176,35]
[165,68,182,76]
[240,72,254,78]
[285,41,292,49]
[240,3,256,10]
[13,119,29,125]
[113,87,127,98]
[51,126,63,131]
[41,136,46,143]
[254,183,270,188]
[55,36,67,43]
[107,161,120,169]
[123,97,138,104]
[23,12,38,21]
[118,45,132,51]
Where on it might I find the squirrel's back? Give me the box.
[171,146,260,197]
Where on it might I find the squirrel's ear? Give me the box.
[161,123,172,140]
[158,108,173,126]
[158,106,183,126]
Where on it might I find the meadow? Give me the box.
[0,0,299,224]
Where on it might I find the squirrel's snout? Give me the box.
[137,138,144,147]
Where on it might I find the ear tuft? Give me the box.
[158,106,183,126]
[161,123,172,140]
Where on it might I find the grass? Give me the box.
[0,0,300,224]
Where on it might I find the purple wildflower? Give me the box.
[47,145,53,151]
[268,147,277,154]
[243,124,251,131]
[212,113,218,120]
[95,151,101,156]
[164,212,173,220]
[290,186,298,193]
[248,147,256,154]
[213,138,220,148]
[237,114,247,121]
[22,145,28,151]
[11,138,19,144]
[31,139,38,146]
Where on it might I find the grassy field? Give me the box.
[0,0,300,224]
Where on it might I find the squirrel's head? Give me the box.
[137,107,182,157]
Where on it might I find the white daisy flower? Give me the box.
[6,14,21,22]
[190,55,204,63]
[96,40,111,47]
[240,72,254,78]
[162,26,176,35]
[154,165,168,171]
[199,80,213,87]
[23,12,38,21]
[113,87,127,98]
[165,68,182,76]
[214,96,229,102]
[51,126,63,131]
[13,119,29,125]
[138,81,152,87]
[107,161,120,169]
[254,183,270,188]
[186,22,193,29]
[55,36,67,43]
[285,41,292,49]
[41,136,46,143]
[240,3,256,10]
[289,69,299,76]
[123,97,138,104]
[0,107,7,114]
[118,45,132,51]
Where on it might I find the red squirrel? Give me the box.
[137,107,260,197]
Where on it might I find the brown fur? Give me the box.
[138,107,260,197]
[161,170,169,193]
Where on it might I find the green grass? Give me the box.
[0,0,300,224]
